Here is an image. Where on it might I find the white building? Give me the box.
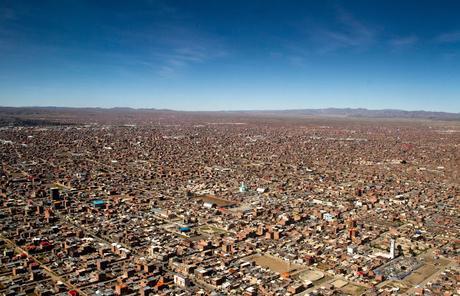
[347,245,357,255]
[174,274,190,287]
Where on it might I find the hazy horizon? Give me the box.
[1,105,459,115]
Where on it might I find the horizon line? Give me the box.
[0,105,459,114]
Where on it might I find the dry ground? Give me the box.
[196,195,236,207]
[251,254,303,274]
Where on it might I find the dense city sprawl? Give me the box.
[0,112,459,296]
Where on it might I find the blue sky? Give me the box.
[0,0,459,112]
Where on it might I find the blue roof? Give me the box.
[92,199,106,205]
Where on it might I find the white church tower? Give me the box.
[389,238,396,259]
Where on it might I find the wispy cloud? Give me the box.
[389,35,418,51]
[311,6,377,54]
[270,6,377,66]
[435,31,460,43]
[107,17,229,77]
[157,45,227,77]
[0,3,229,78]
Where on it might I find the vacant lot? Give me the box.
[380,281,409,294]
[196,195,236,207]
[198,225,228,235]
[250,254,303,274]
[403,258,450,287]
[404,264,438,286]
[298,269,325,282]
[339,283,366,295]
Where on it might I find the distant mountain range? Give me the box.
[0,106,459,125]
[241,108,460,120]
